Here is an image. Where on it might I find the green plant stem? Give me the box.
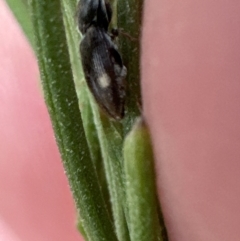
[117,0,143,135]
[29,1,117,240]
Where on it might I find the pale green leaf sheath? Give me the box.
[124,118,168,241]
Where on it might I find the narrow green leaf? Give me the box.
[29,1,117,240]
[124,118,168,241]
[6,0,35,47]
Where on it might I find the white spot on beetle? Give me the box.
[98,72,111,88]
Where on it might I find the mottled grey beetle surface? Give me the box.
[77,0,127,120]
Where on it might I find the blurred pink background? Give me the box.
[0,0,82,240]
[142,1,240,241]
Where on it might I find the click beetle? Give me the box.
[77,0,127,120]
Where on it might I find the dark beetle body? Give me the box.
[80,27,126,119]
[77,0,126,120]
